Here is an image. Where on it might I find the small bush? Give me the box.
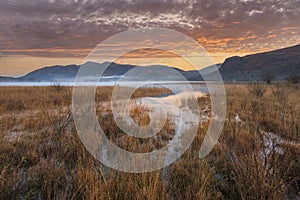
[248,83,266,98]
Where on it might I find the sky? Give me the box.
[0,0,299,77]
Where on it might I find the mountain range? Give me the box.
[1,44,299,83]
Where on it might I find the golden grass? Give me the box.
[0,83,299,199]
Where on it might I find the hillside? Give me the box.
[219,44,300,81]
[0,44,299,83]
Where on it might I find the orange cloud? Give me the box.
[281,27,298,30]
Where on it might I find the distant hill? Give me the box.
[219,44,300,81]
[0,62,205,83]
[0,44,299,83]
[18,62,135,82]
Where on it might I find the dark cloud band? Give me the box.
[0,0,299,57]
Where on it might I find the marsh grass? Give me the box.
[0,84,299,199]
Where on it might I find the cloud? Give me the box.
[0,0,299,57]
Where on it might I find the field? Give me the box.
[0,84,299,199]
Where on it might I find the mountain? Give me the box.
[18,62,136,82]
[0,62,205,83]
[20,64,79,81]
[0,44,299,83]
[219,44,300,81]
[0,76,15,82]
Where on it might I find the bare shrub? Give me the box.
[262,72,275,84]
[50,81,63,93]
[286,74,300,84]
[248,83,266,98]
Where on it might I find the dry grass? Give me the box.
[0,83,299,199]
[0,86,171,114]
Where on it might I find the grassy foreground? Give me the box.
[0,84,299,199]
